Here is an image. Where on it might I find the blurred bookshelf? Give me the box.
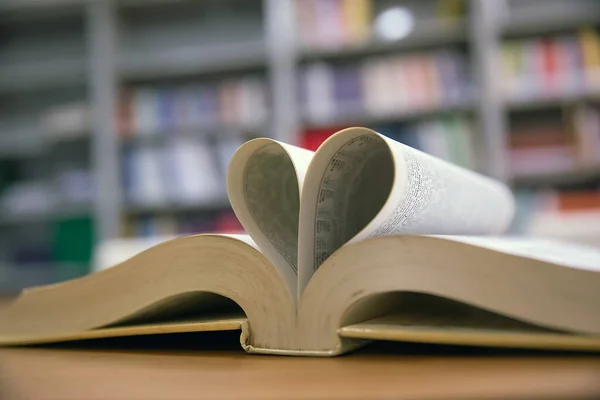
[298,20,468,61]
[2,0,600,292]
[512,164,600,187]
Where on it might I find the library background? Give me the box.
[1,0,600,293]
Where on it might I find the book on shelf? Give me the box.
[522,189,600,249]
[297,0,372,49]
[580,27,600,89]
[502,28,600,101]
[123,138,240,208]
[39,102,90,141]
[570,104,600,165]
[301,50,470,124]
[296,0,464,50]
[2,127,600,355]
[118,76,268,138]
[376,116,475,169]
[509,104,600,177]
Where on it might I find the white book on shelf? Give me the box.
[419,120,451,162]
[304,62,335,122]
[360,59,378,115]
[133,88,159,136]
[391,57,410,111]
[40,103,90,140]
[239,77,266,128]
[363,58,394,115]
[168,138,223,205]
[133,147,166,206]
[216,137,245,179]
[456,118,477,169]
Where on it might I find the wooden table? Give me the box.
[1,332,600,400]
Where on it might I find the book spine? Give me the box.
[117,88,133,139]
[157,87,175,135]
[391,56,410,110]
[540,37,558,94]
[341,0,371,45]
[579,27,600,88]
[296,0,317,48]
[219,80,238,127]
[304,62,335,122]
[332,64,362,115]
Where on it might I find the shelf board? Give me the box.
[0,134,90,159]
[502,6,600,37]
[0,59,86,93]
[0,205,91,227]
[0,0,85,11]
[119,41,267,81]
[124,199,231,215]
[0,134,45,158]
[299,20,467,61]
[302,101,475,129]
[118,122,264,147]
[511,165,600,187]
[506,90,600,111]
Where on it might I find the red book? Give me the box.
[117,88,133,138]
[557,191,600,212]
[300,127,344,151]
[540,37,559,92]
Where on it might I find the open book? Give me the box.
[1,127,600,355]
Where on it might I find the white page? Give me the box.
[439,235,600,273]
[298,127,514,293]
[227,138,314,300]
[92,234,258,272]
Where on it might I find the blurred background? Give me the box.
[1,0,600,294]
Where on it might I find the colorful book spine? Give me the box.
[303,62,336,121]
[332,64,362,114]
[540,37,559,93]
[298,0,373,49]
[502,32,600,100]
[302,51,470,121]
[118,77,267,138]
[341,0,372,45]
[296,0,317,47]
[579,27,600,88]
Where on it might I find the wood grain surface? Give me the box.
[1,332,600,400]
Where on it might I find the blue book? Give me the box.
[333,64,363,114]
[157,88,176,135]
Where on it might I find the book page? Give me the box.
[298,127,514,293]
[439,236,600,273]
[228,138,314,299]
